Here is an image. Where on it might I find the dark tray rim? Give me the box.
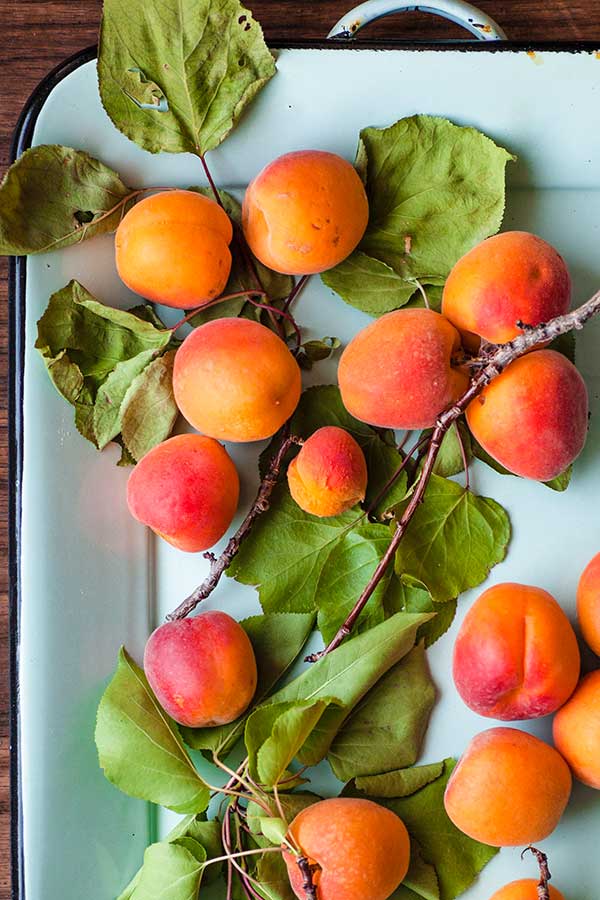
[8,35,600,900]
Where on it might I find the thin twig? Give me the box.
[283,274,310,314]
[454,422,470,491]
[307,290,600,661]
[169,290,268,332]
[167,434,302,620]
[522,846,552,900]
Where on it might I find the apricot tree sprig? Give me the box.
[307,288,600,661]
[167,433,303,620]
[522,846,552,900]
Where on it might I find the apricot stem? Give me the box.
[169,290,268,331]
[296,855,320,900]
[522,846,551,900]
[307,288,600,661]
[166,434,303,620]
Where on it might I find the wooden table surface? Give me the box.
[1,1,599,896]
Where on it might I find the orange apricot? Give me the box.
[173,318,302,442]
[283,798,410,900]
[444,727,572,846]
[242,150,369,275]
[442,231,571,348]
[144,611,257,728]
[287,426,367,517]
[338,308,469,430]
[453,583,580,720]
[489,880,565,900]
[126,434,239,552]
[577,552,600,655]
[115,189,233,309]
[466,349,588,481]
[553,670,600,789]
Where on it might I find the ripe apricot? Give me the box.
[444,727,572,846]
[577,552,600,655]
[453,583,580,720]
[173,318,302,442]
[287,426,368,517]
[553,670,600,789]
[127,434,239,552]
[242,150,369,275]
[442,231,571,348]
[115,189,233,309]
[144,611,257,728]
[338,308,469,430]
[283,798,410,900]
[489,880,564,900]
[466,349,588,481]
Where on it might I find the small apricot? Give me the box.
[338,308,469,430]
[287,426,367,517]
[127,434,239,552]
[577,552,600,655]
[283,798,410,900]
[144,611,257,728]
[444,727,572,846]
[173,318,302,442]
[242,150,369,275]
[115,189,233,309]
[489,880,565,900]
[553,670,600,789]
[466,349,588,481]
[453,583,580,720]
[442,231,571,348]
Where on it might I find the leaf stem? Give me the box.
[306,289,600,661]
[169,290,268,331]
[203,845,282,869]
[283,274,310,314]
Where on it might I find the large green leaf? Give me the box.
[95,648,210,814]
[127,839,206,900]
[323,116,513,312]
[93,349,158,449]
[392,842,440,900]
[254,852,296,900]
[355,761,445,798]
[0,145,134,255]
[182,612,314,756]
[120,349,179,460]
[327,642,435,781]
[98,0,275,155]
[383,576,457,648]
[394,474,511,603]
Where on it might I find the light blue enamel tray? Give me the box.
[9,5,600,899]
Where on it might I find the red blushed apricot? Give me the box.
[453,583,580,721]
[577,552,600,655]
[127,434,239,552]
[283,798,410,900]
[287,426,368,517]
[173,318,302,442]
[242,150,369,275]
[442,231,571,348]
[553,671,600,789]
[144,611,257,728]
[489,880,565,900]
[115,190,233,309]
[338,308,469,430]
[444,727,572,846]
[466,349,588,481]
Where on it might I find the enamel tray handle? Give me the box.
[328,0,508,41]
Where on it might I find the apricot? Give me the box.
[242,150,369,275]
[444,727,572,846]
[115,189,233,309]
[283,798,410,900]
[144,611,257,728]
[173,318,302,442]
[466,349,588,481]
[577,552,600,655]
[489,880,564,900]
[126,434,239,552]
[553,670,600,789]
[338,308,469,430]
[442,231,571,348]
[453,583,580,720]
[287,427,368,517]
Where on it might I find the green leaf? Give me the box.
[258,817,288,846]
[120,349,179,461]
[544,465,573,492]
[128,839,206,900]
[327,642,435,781]
[422,422,472,479]
[297,337,341,371]
[247,793,320,836]
[394,474,511,603]
[470,435,573,492]
[0,145,135,255]
[260,611,432,765]
[95,647,210,814]
[93,349,158,449]
[182,612,314,755]
[324,116,513,312]
[355,761,445,798]
[392,841,440,900]
[383,576,457,648]
[403,284,443,314]
[98,0,276,155]
[254,851,296,900]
